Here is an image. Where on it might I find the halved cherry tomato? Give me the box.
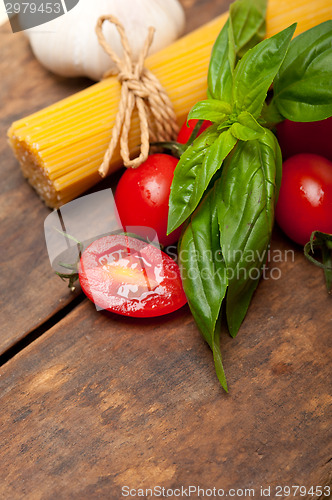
[115,154,181,247]
[275,154,332,245]
[79,234,187,317]
[177,119,212,144]
[277,117,332,162]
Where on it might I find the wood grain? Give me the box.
[181,0,232,32]
[0,21,90,355]
[0,231,331,499]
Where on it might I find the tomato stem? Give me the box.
[52,228,83,290]
[150,120,204,159]
[150,141,186,159]
[186,119,204,147]
[56,270,79,291]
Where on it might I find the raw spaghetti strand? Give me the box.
[95,15,179,177]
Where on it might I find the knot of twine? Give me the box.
[95,15,179,177]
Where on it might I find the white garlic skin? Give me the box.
[24,0,185,81]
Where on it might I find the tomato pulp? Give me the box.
[79,235,187,317]
[115,154,181,247]
[275,154,332,245]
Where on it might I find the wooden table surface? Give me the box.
[0,1,331,499]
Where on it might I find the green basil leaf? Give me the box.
[168,127,236,234]
[200,128,237,187]
[179,186,228,391]
[208,18,236,101]
[230,111,266,140]
[187,99,232,123]
[261,129,283,201]
[260,100,285,127]
[230,0,267,59]
[304,231,332,292]
[233,23,296,118]
[230,123,262,141]
[168,126,219,234]
[217,131,279,337]
[273,21,332,121]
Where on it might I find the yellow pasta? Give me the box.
[8,0,332,208]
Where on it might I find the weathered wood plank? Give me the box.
[0,231,331,499]
[0,21,90,355]
[181,0,232,32]
[1,1,331,496]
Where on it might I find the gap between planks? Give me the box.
[0,294,85,367]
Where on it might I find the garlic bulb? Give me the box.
[24,0,185,81]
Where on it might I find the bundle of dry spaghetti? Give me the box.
[8,0,332,208]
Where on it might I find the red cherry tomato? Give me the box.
[115,154,181,247]
[275,154,332,245]
[177,119,212,144]
[79,235,187,317]
[277,117,332,162]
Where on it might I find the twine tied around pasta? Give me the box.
[95,15,179,178]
